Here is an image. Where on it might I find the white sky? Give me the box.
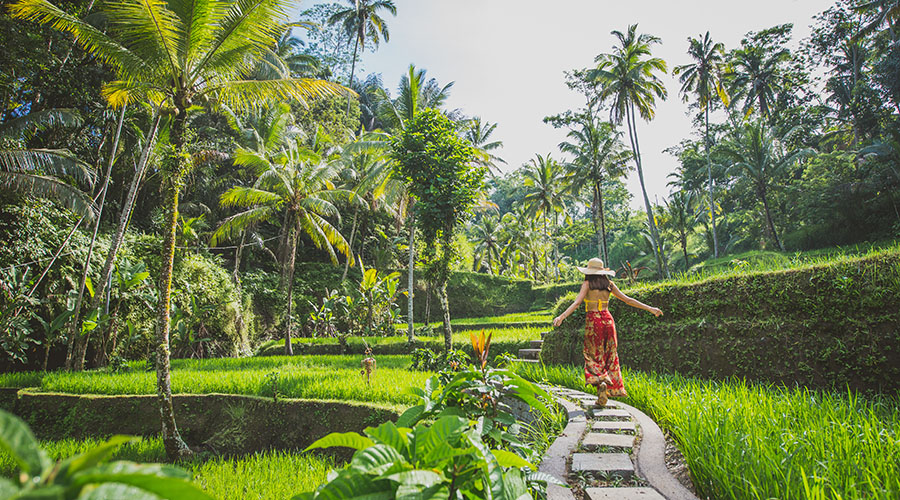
[298,0,833,208]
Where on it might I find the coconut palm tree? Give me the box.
[329,0,397,112]
[558,117,630,264]
[470,215,502,274]
[589,24,668,277]
[10,0,346,460]
[726,45,790,120]
[853,0,899,44]
[719,121,814,251]
[465,117,506,174]
[519,153,569,280]
[212,145,358,356]
[674,32,729,258]
[664,189,698,270]
[0,109,95,217]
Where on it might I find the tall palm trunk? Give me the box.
[68,105,125,371]
[282,220,298,355]
[94,109,162,365]
[341,205,360,281]
[759,186,784,251]
[704,107,719,258]
[406,209,415,342]
[439,281,451,352]
[155,105,192,461]
[594,180,609,264]
[345,35,359,116]
[626,103,666,278]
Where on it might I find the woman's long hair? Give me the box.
[586,274,611,291]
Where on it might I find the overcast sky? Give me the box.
[297,0,833,208]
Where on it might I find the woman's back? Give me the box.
[584,289,612,312]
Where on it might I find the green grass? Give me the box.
[405,310,553,329]
[23,355,428,406]
[623,240,900,294]
[0,437,334,500]
[514,363,900,500]
[261,326,545,351]
[0,371,45,388]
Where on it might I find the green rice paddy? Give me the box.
[514,363,900,500]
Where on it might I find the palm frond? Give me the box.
[210,205,275,245]
[210,78,350,111]
[0,109,82,139]
[219,185,283,208]
[0,171,96,219]
[0,148,96,187]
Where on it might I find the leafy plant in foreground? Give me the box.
[0,409,212,499]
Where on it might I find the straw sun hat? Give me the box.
[577,258,616,277]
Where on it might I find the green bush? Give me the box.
[541,251,900,393]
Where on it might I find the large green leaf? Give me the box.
[78,483,160,500]
[13,485,65,499]
[395,405,425,428]
[304,432,374,452]
[524,471,565,486]
[418,417,467,463]
[466,429,506,500]
[349,445,406,475]
[56,435,136,478]
[500,468,531,500]
[394,482,450,500]
[364,421,408,454]
[313,470,394,500]
[383,470,443,488]
[490,450,534,470]
[0,478,19,497]
[0,410,50,476]
[69,462,213,500]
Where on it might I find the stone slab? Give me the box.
[583,402,619,410]
[571,453,634,477]
[592,420,636,432]
[529,339,544,348]
[592,408,632,419]
[539,397,584,500]
[518,348,541,360]
[585,487,666,500]
[582,433,634,449]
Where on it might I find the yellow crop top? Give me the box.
[584,295,611,311]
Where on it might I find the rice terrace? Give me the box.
[1,0,899,499]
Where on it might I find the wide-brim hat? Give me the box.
[577,258,616,277]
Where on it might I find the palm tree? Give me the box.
[465,117,506,173]
[471,215,502,274]
[329,0,397,113]
[11,0,346,461]
[674,32,728,258]
[664,190,698,270]
[589,24,668,277]
[726,45,790,120]
[519,153,569,280]
[719,121,814,251]
[212,145,358,356]
[0,109,95,217]
[853,0,899,44]
[558,117,630,264]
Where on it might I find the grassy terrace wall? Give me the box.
[0,389,397,458]
[542,251,900,393]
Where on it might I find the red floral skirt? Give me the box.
[584,310,627,397]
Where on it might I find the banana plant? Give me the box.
[357,258,401,335]
[0,409,213,499]
[300,417,558,500]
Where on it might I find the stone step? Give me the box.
[517,348,542,360]
[571,453,634,479]
[511,358,539,364]
[529,339,544,348]
[585,487,666,500]
[592,420,636,433]
[582,432,634,450]
[581,401,619,411]
[591,408,632,420]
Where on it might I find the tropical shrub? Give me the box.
[0,409,212,499]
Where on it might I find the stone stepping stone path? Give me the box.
[537,385,699,500]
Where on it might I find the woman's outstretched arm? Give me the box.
[610,282,663,317]
[553,281,589,327]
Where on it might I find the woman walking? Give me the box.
[553,258,663,405]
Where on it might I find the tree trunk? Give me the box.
[705,107,719,258]
[282,222,298,355]
[681,232,689,271]
[597,181,609,264]
[406,209,415,342]
[233,231,245,285]
[439,281,452,353]
[93,108,162,365]
[424,281,431,324]
[760,187,784,251]
[67,106,125,371]
[155,103,192,461]
[627,103,665,278]
[341,205,360,282]
[346,36,359,116]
